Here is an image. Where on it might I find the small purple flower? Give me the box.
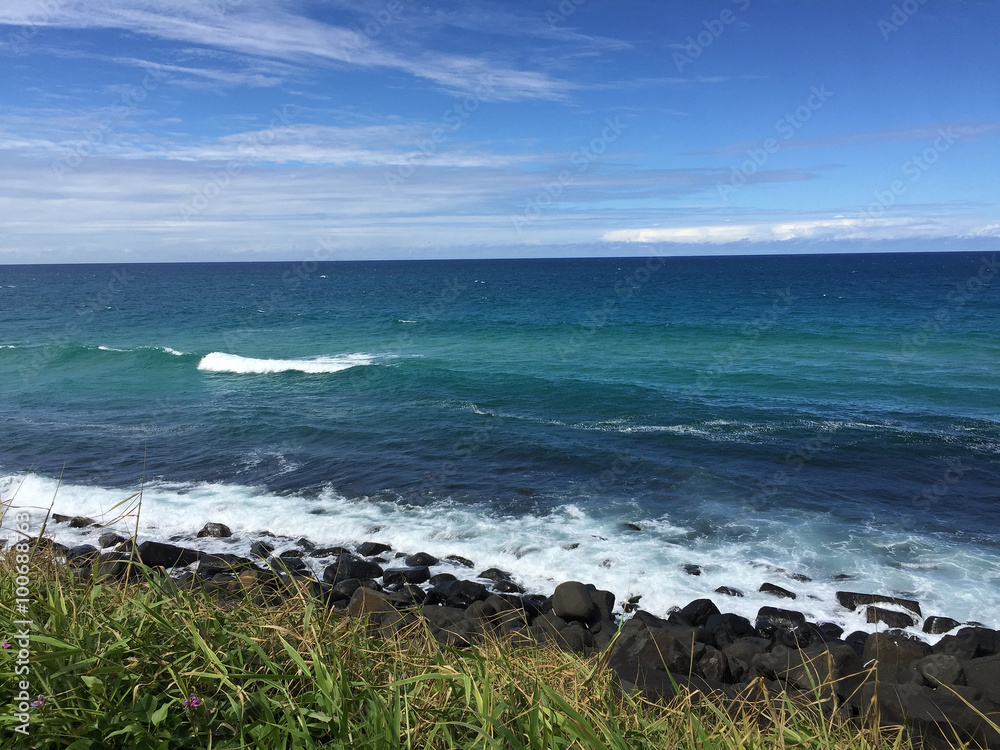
[1,642,10,649]
[30,695,45,708]
[181,693,201,709]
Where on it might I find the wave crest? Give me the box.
[197,352,375,375]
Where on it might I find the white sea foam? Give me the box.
[2,472,997,641]
[197,352,376,375]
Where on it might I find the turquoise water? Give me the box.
[1,252,998,631]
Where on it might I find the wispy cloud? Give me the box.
[0,1,574,101]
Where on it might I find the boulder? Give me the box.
[836,591,921,616]
[310,546,351,558]
[426,579,488,608]
[356,542,392,557]
[759,582,796,599]
[346,587,399,619]
[862,632,932,683]
[683,564,702,576]
[196,522,232,538]
[753,642,863,698]
[136,541,199,568]
[446,554,475,568]
[714,586,744,597]
[197,553,253,577]
[856,681,1000,748]
[383,566,431,587]
[755,606,806,637]
[910,654,965,688]
[955,627,999,658]
[866,606,917,629]
[551,581,596,623]
[323,554,384,584]
[964,653,1000,704]
[705,613,754,648]
[429,572,457,586]
[405,552,439,567]
[922,615,960,635]
[250,540,275,558]
[98,531,127,549]
[53,514,97,528]
[676,598,721,628]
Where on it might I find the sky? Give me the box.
[1,0,998,263]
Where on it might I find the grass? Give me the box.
[0,546,932,750]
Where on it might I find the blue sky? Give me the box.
[1,0,998,262]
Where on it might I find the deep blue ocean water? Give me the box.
[1,252,998,633]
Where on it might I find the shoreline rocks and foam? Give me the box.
[12,514,1000,748]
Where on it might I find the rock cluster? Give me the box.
[31,518,1000,747]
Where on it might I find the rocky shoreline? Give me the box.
[28,515,1000,747]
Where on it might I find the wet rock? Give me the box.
[346,587,398,619]
[98,531,127,549]
[53,514,97,528]
[855,681,1000,748]
[250,540,275,558]
[623,594,642,613]
[426,579,488,608]
[786,572,812,583]
[477,568,524,593]
[844,630,869,656]
[759,582,796,599]
[357,541,392,557]
[197,553,253,577]
[683,564,702,576]
[964,653,1000,704]
[137,541,200,568]
[429,572,457,586]
[404,552,439,567]
[383,566,431,587]
[310,546,351,558]
[66,544,99,565]
[278,549,303,558]
[323,554,384,585]
[676,598,721,628]
[836,591,921,617]
[755,607,806,637]
[715,586,744,597]
[862,632,932,682]
[446,554,475,568]
[923,615,961,635]
[911,654,964,687]
[954,627,999,658]
[705,613,755,648]
[866,606,918,629]
[196,522,232,538]
[625,523,642,531]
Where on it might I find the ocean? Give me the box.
[1,251,998,636]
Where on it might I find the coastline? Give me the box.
[5,511,1000,748]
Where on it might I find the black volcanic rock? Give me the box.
[383,566,431,587]
[357,542,392,557]
[405,552,439,567]
[867,606,917,629]
[197,522,232,538]
[323,554,384,584]
[137,541,200,568]
[923,615,961,635]
[836,590,921,616]
[759,582,796,600]
[98,531,127,549]
[714,586,744,597]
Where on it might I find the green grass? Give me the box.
[0,549,923,750]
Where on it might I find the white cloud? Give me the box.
[602,217,972,244]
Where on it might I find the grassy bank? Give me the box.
[0,550,919,750]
